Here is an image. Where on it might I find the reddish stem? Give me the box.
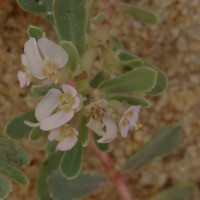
[90,132,134,200]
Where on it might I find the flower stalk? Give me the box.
[89,131,134,200]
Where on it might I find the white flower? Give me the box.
[119,105,141,137]
[18,37,68,87]
[86,99,117,143]
[48,125,79,151]
[25,84,80,131]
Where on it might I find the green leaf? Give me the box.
[37,152,63,200]
[99,67,157,94]
[106,94,151,107]
[46,141,58,153]
[85,0,94,30]
[79,116,89,147]
[150,183,197,200]
[53,0,86,55]
[31,84,55,97]
[0,176,12,199]
[90,71,109,88]
[29,127,43,140]
[17,0,47,14]
[59,141,83,179]
[17,0,54,24]
[27,25,45,40]
[93,133,110,152]
[143,61,168,96]
[0,162,29,185]
[119,50,167,95]
[119,3,159,24]
[119,50,138,61]
[48,171,106,200]
[0,138,29,168]
[4,110,36,139]
[60,41,79,72]
[120,59,144,69]
[27,84,55,99]
[123,124,183,171]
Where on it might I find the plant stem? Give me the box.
[90,132,134,200]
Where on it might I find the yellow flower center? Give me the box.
[121,111,133,127]
[59,93,75,112]
[42,58,60,84]
[56,126,75,142]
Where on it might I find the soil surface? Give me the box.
[0,0,200,199]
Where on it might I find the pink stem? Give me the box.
[90,132,134,200]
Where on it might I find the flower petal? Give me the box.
[56,135,78,151]
[72,96,80,109]
[35,88,61,121]
[21,54,28,67]
[71,127,79,136]
[128,106,141,125]
[87,118,105,136]
[120,124,130,138]
[17,71,30,88]
[48,128,60,141]
[61,84,77,97]
[37,37,68,68]
[24,37,44,79]
[40,110,74,131]
[98,116,117,143]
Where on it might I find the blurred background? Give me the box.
[0,0,199,199]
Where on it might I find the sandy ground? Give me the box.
[0,0,200,199]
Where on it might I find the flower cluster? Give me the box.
[86,99,141,143]
[18,37,68,87]
[18,37,141,151]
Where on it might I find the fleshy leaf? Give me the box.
[120,59,144,69]
[119,3,159,24]
[17,0,54,24]
[0,137,29,167]
[93,133,110,152]
[27,25,45,40]
[123,124,182,171]
[150,183,197,200]
[106,94,151,107]
[29,127,43,140]
[0,162,29,185]
[99,67,157,94]
[59,141,83,179]
[4,110,36,139]
[60,41,79,72]
[53,0,86,55]
[27,84,55,99]
[0,176,12,199]
[85,0,95,30]
[31,84,56,97]
[119,50,167,95]
[143,61,168,96]
[90,71,109,88]
[37,152,62,200]
[48,171,106,200]
[79,116,89,147]
[46,141,58,153]
[17,0,47,14]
